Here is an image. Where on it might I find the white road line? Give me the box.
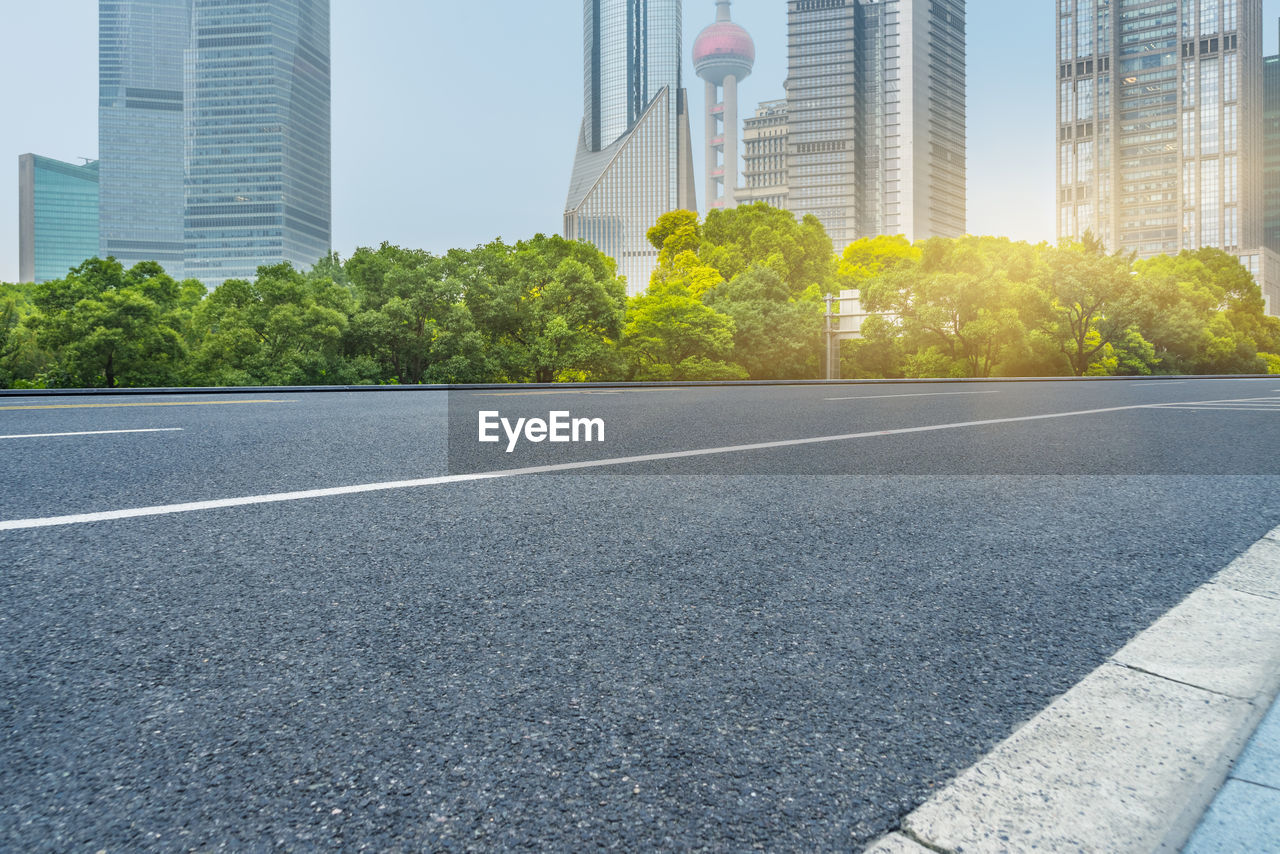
[0,397,1259,532]
[0,428,184,440]
[825,391,1002,401]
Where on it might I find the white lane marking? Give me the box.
[1151,398,1280,412]
[0,397,1262,532]
[0,428,184,440]
[825,391,1002,401]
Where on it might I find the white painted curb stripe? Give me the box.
[0,397,1269,532]
[0,428,184,440]
[866,526,1280,854]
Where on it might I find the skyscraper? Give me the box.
[18,155,100,284]
[564,0,697,296]
[1265,23,1280,253]
[785,0,967,251]
[694,0,754,211]
[1056,0,1263,261]
[99,0,189,276]
[97,0,331,288]
[184,0,332,287]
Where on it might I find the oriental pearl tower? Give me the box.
[693,0,754,210]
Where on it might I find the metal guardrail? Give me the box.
[0,375,1273,397]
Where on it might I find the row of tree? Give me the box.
[839,234,1280,378]
[1,203,1277,388]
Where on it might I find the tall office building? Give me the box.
[1265,24,1280,252]
[694,0,754,210]
[18,155,100,284]
[184,0,332,287]
[785,0,966,251]
[99,0,189,275]
[564,0,697,296]
[737,99,790,209]
[97,0,330,288]
[1056,0,1263,261]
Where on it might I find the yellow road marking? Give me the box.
[0,399,293,411]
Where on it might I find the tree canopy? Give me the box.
[2,204,1277,388]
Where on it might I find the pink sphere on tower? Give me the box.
[694,1,754,210]
[693,9,755,87]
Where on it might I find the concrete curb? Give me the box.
[866,526,1280,854]
[0,374,1274,397]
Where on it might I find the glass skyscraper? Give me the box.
[184,0,332,287]
[1265,33,1280,252]
[785,0,967,251]
[97,0,330,288]
[18,155,101,284]
[564,0,697,296]
[99,0,189,276]
[1056,0,1263,259]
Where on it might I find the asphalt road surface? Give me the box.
[2,379,1279,851]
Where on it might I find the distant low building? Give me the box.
[18,154,100,284]
[736,99,789,210]
[1236,247,1280,316]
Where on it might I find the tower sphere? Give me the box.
[693,19,754,86]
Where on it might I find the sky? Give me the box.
[3,1,1280,283]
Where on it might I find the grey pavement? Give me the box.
[1184,536,1280,854]
[1185,698,1280,853]
[2,379,1279,851]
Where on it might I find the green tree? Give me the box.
[344,243,489,384]
[703,266,822,380]
[1038,240,1140,376]
[699,202,837,296]
[837,234,921,287]
[621,288,746,380]
[188,263,352,385]
[0,283,46,387]
[840,314,907,379]
[647,210,703,269]
[465,235,627,382]
[27,258,202,388]
[864,238,1031,378]
[1131,250,1275,374]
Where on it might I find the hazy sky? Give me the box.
[3,1,1280,282]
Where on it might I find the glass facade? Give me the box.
[1265,51,1280,252]
[567,0,694,295]
[1057,0,1262,259]
[97,0,330,288]
[99,0,189,275]
[785,0,966,251]
[184,0,331,287]
[18,156,101,284]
